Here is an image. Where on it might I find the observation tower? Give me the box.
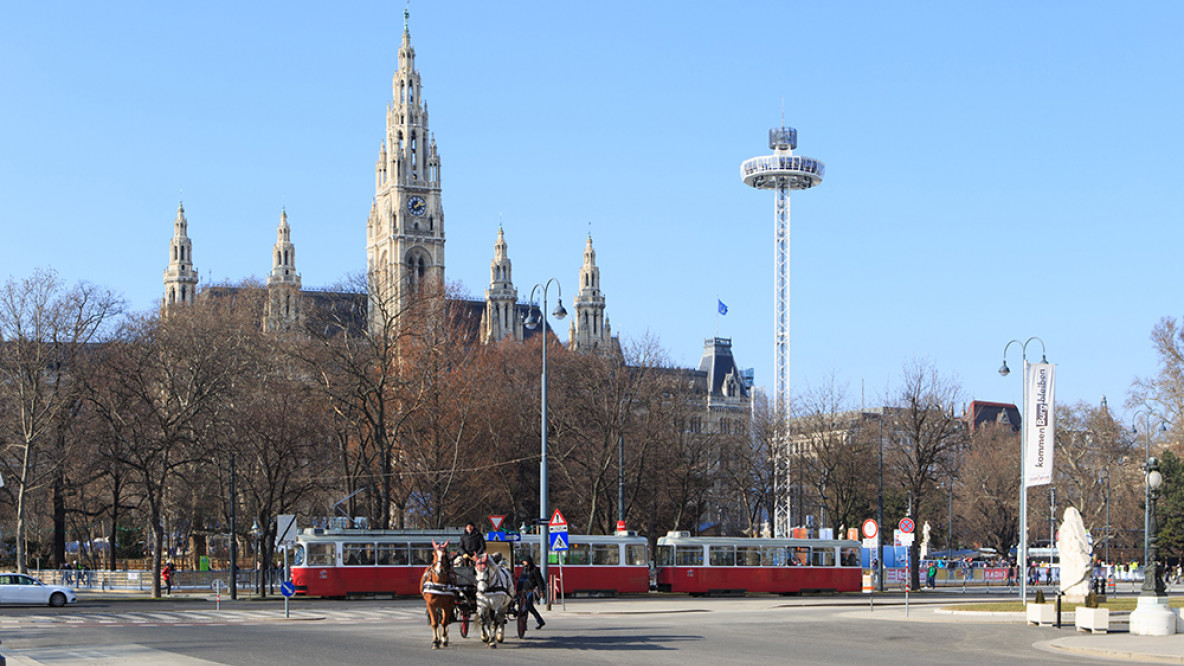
[741,125,825,538]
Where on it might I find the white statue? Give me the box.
[920,521,931,560]
[1058,506,1092,604]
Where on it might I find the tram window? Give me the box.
[626,544,648,566]
[514,542,541,564]
[343,543,375,566]
[762,547,786,566]
[675,546,704,566]
[293,545,306,567]
[812,549,836,567]
[736,546,760,566]
[790,547,810,566]
[710,546,735,567]
[409,543,435,565]
[840,547,860,567]
[591,544,620,565]
[565,543,591,565]
[377,543,408,565]
[307,543,336,567]
[656,545,674,567]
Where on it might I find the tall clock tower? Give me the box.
[366,9,444,320]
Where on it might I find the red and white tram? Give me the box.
[654,532,861,595]
[290,528,649,598]
[514,533,650,595]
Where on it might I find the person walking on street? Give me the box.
[517,556,546,630]
[162,562,174,595]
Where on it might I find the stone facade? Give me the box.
[162,12,615,351]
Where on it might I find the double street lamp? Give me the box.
[523,279,566,599]
[1130,456,1173,635]
[1141,458,1166,598]
[999,336,1047,604]
[1132,411,1166,567]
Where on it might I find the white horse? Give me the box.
[474,554,515,647]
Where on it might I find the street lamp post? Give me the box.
[1048,486,1056,575]
[523,279,566,603]
[1142,459,1165,598]
[999,336,1047,604]
[250,519,261,597]
[877,414,884,592]
[947,476,954,556]
[1132,412,1165,567]
[1130,456,1175,635]
[1099,469,1110,565]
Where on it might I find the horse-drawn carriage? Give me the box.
[421,540,526,649]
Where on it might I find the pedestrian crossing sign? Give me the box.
[549,531,569,551]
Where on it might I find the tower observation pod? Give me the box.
[741,126,825,539]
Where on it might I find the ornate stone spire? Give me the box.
[569,234,609,352]
[162,200,198,311]
[483,226,520,342]
[266,208,302,333]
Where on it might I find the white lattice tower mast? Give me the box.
[742,125,825,538]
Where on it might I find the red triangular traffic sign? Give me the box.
[549,509,568,529]
[488,515,506,531]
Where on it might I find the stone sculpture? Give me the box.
[1058,506,1092,604]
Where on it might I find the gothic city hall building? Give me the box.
[160,14,749,435]
[162,13,613,354]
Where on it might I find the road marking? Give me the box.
[0,606,425,627]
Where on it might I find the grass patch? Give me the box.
[947,597,1184,613]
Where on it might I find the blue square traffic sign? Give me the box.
[549,531,569,551]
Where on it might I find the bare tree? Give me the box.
[792,375,874,536]
[884,359,967,589]
[959,423,1019,554]
[85,296,252,597]
[0,269,121,571]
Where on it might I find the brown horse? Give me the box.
[421,539,456,649]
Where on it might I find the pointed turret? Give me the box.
[483,226,520,342]
[266,208,303,333]
[569,234,610,352]
[162,201,199,311]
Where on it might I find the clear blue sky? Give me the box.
[3,1,1182,423]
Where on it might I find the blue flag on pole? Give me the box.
[718,299,728,316]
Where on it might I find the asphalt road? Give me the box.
[0,595,1109,665]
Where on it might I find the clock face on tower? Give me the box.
[407,196,427,216]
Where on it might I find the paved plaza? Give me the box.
[0,590,1180,664]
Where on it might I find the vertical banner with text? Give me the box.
[1024,362,1056,486]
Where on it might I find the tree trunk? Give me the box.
[53,472,67,568]
[15,440,32,574]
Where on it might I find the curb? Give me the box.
[1043,638,1184,665]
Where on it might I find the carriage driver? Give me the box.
[460,522,486,562]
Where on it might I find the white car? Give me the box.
[0,573,76,607]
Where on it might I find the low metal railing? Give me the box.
[32,568,285,594]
